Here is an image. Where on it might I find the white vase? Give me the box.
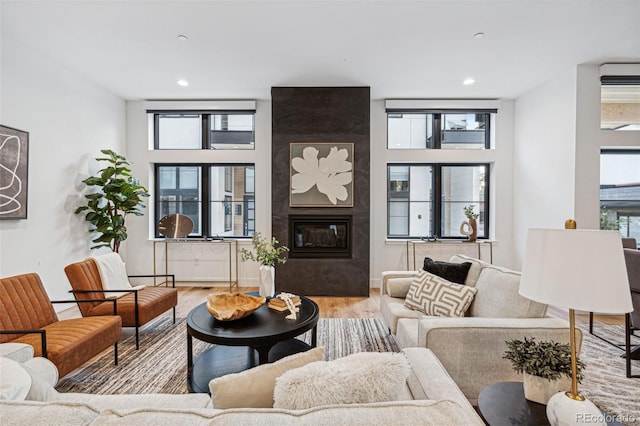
[523,372,572,405]
[258,265,275,298]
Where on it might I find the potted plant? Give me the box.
[75,149,149,253]
[460,204,479,241]
[240,232,289,298]
[503,337,585,405]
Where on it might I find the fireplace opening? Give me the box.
[289,215,352,258]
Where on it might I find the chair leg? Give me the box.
[589,312,594,334]
[114,342,118,366]
[173,306,176,324]
[135,291,140,350]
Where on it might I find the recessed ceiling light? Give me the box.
[463,78,476,85]
[177,79,189,87]
[473,32,485,39]
[177,34,188,41]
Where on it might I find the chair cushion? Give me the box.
[10,316,121,378]
[88,287,177,326]
[423,257,471,284]
[273,352,410,410]
[470,265,547,318]
[404,271,477,317]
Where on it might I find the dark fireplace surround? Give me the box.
[271,86,370,297]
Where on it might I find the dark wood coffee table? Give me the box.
[186,295,319,393]
[478,382,623,426]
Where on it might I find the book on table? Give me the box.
[269,295,301,307]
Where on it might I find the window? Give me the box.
[387,111,492,149]
[155,164,255,237]
[387,164,489,239]
[600,76,640,131]
[600,150,640,244]
[153,112,255,150]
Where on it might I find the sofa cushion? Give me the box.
[21,357,60,401]
[0,343,34,362]
[404,271,477,317]
[208,347,324,408]
[470,265,547,318]
[448,254,489,287]
[423,257,471,285]
[0,357,31,401]
[89,400,484,426]
[273,352,410,409]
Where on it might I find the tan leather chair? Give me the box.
[0,273,121,377]
[623,248,640,378]
[64,258,177,349]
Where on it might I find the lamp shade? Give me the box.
[519,229,632,313]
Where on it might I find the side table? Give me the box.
[478,382,623,426]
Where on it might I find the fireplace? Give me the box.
[289,215,352,258]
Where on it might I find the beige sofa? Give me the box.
[1,346,484,425]
[380,254,581,405]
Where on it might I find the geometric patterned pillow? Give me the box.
[404,270,478,317]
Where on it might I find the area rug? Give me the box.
[577,325,640,425]
[55,317,398,395]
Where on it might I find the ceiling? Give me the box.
[2,0,639,101]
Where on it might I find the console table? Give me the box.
[406,239,493,270]
[152,239,239,292]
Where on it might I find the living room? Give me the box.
[1,1,639,424]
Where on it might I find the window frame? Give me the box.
[151,110,256,150]
[386,109,495,150]
[386,163,490,239]
[154,163,255,238]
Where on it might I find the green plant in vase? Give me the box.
[503,337,585,405]
[460,204,479,241]
[240,232,289,298]
[75,149,149,253]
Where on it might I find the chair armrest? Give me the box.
[56,297,118,315]
[380,270,418,295]
[0,329,47,358]
[128,274,176,288]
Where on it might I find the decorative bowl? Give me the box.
[206,293,265,321]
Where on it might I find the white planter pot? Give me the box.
[523,372,572,405]
[258,265,275,298]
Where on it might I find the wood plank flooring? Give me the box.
[58,286,623,325]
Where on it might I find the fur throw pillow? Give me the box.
[273,352,410,410]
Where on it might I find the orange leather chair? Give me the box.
[0,273,121,377]
[64,258,177,349]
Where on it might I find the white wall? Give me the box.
[0,36,126,306]
[512,68,578,268]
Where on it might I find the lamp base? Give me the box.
[546,391,606,425]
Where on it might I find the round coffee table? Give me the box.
[478,382,623,426]
[186,295,319,393]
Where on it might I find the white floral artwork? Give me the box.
[290,143,354,207]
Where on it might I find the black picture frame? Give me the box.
[0,125,29,219]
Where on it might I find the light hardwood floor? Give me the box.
[58,286,623,326]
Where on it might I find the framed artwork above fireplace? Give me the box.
[289,142,353,207]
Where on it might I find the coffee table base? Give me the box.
[188,339,312,393]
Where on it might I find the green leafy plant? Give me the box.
[600,211,620,230]
[240,232,289,267]
[503,337,584,382]
[75,149,149,253]
[463,204,479,220]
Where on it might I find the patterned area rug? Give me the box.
[55,317,398,395]
[578,325,640,425]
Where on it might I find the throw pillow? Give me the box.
[0,357,32,401]
[422,257,472,285]
[208,347,324,409]
[21,358,60,401]
[404,270,478,317]
[273,352,410,410]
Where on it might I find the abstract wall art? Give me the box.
[0,125,29,219]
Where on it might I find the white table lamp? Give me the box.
[519,226,632,426]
